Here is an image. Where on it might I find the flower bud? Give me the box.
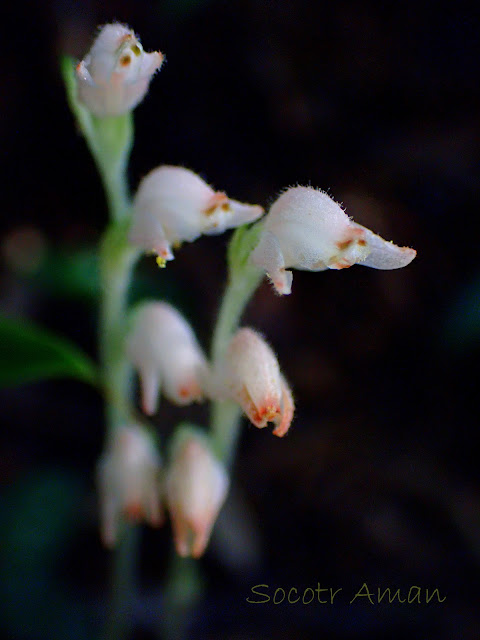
[129,166,263,263]
[97,424,163,547]
[126,302,207,415]
[213,328,294,437]
[76,23,163,117]
[166,427,229,558]
[250,186,417,294]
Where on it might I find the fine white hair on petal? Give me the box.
[126,302,207,415]
[250,185,416,294]
[129,166,263,257]
[76,22,163,117]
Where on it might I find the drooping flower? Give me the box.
[126,302,207,415]
[129,166,264,264]
[212,327,294,437]
[97,423,163,547]
[76,23,163,117]
[166,427,229,558]
[250,186,417,294]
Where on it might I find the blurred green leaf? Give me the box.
[33,247,100,303]
[0,314,98,387]
[0,470,94,639]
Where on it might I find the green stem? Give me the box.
[103,524,140,640]
[99,220,140,424]
[210,264,263,465]
[159,553,204,640]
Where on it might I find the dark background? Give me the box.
[1,1,479,638]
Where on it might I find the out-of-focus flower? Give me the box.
[250,186,417,294]
[211,327,294,437]
[97,423,163,547]
[166,427,229,558]
[76,23,163,117]
[126,302,207,415]
[129,166,263,264]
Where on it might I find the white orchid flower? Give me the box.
[126,302,207,415]
[97,424,163,547]
[76,23,163,117]
[250,186,417,294]
[129,166,264,265]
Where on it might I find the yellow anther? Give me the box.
[156,255,167,268]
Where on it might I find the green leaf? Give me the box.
[0,314,99,387]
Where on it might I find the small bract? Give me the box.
[250,186,417,294]
[129,166,264,264]
[76,23,163,117]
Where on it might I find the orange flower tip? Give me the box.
[150,512,164,528]
[272,421,290,438]
[124,502,145,521]
[331,258,354,269]
[177,383,202,401]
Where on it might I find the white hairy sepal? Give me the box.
[250,186,416,294]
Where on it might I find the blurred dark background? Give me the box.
[1,1,479,638]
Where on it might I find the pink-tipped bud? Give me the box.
[214,328,294,437]
[97,424,163,547]
[126,302,207,415]
[76,23,163,117]
[250,186,416,295]
[166,428,229,558]
[129,166,263,260]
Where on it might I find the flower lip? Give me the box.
[250,186,416,294]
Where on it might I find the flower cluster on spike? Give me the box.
[126,302,207,415]
[97,424,163,547]
[76,23,163,117]
[129,166,264,264]
[250,186,417,294]
[166,427,229,558]
[73,23,417,559]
